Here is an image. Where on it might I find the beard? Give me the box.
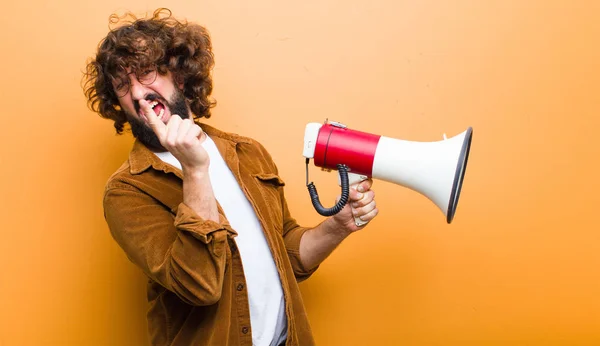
[126,89,191,151]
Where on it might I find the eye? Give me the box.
[138,69,157,85]
[112,78,130,97]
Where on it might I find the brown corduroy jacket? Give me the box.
[103,123,318,346]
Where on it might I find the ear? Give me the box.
[173,74,185,90]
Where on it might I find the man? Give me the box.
[83,8,378,346]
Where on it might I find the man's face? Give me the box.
[112,68,191,151]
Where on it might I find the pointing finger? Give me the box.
[140,99,166,138]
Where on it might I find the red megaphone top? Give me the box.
[313,124,381,177]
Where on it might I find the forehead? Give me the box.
[112,65,144,77]
[110,65,153,81]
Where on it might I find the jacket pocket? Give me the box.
[253,173,285,231]
[253,173,285,187]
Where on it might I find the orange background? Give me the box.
[1,1,599,345]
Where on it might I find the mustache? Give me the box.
[133,94,166,114]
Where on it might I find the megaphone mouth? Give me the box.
[446,127,473,223]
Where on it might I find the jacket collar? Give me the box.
[128,122,251,176]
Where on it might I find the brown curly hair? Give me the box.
[82,8,216,134]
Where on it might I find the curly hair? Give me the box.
[82,8,216,134]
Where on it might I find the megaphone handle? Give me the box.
[338,172,369,227]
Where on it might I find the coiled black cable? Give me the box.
[306,161,350,216]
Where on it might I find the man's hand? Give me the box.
[140,99,209,172]
[331,179,378,234]
[140,99,219,222]
[298,179,378,269]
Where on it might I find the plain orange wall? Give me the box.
[1,1,599,345]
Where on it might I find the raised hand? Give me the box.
[140,99,209,172]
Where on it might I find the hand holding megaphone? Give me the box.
[302,120,473,224]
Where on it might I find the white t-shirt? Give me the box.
[155,136,287,346]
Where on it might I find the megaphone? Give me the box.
[302,120,473,224]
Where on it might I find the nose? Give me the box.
[129,77,148,101]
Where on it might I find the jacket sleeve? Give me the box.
[280,193,320,282]
[104,183,233,306]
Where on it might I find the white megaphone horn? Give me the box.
[302,120,473,225]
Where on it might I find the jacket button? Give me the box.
[236,283,244,291]
[242,327,249,334]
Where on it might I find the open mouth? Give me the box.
[147,100,167,121]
